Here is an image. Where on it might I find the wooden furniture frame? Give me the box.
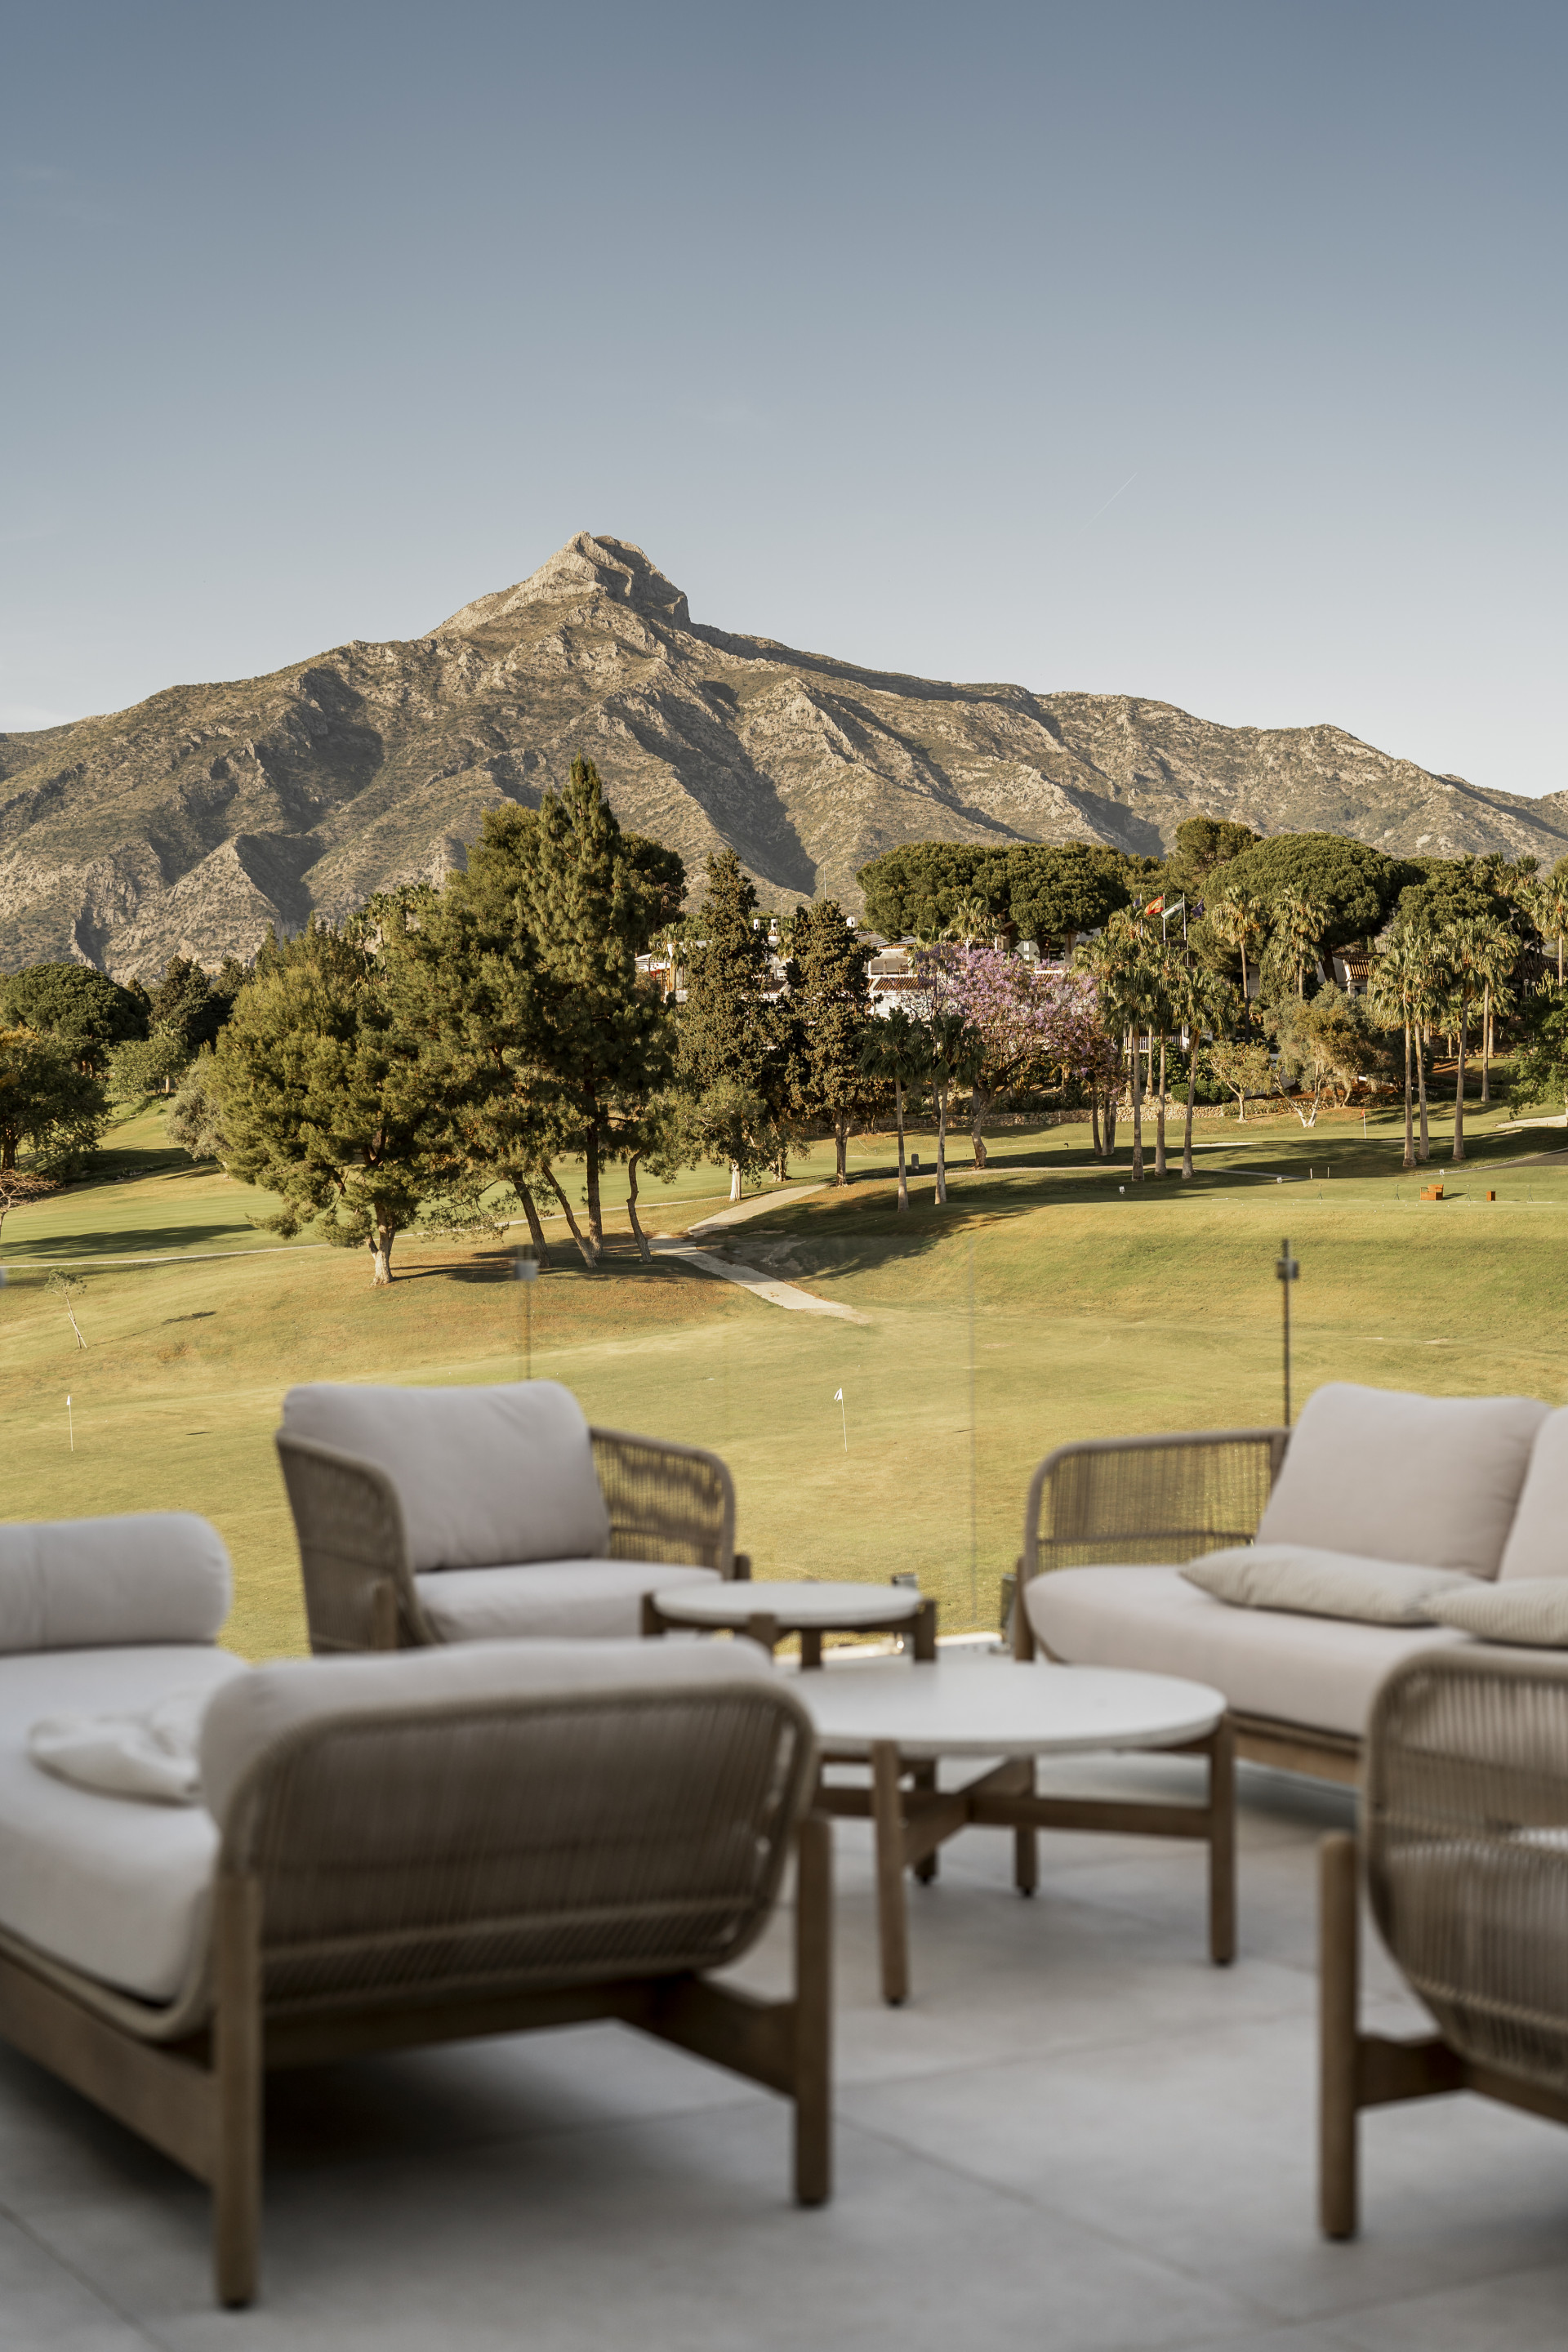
[1010,1427,1370,1784]
[1320,1646,1568,2238]
[0,1680,829,2307]
[642,1587,938,1668]
[277,1423,747,1654]
[817,1720,1234,2005]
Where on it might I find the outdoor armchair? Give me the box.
[0,1529,828,2309]
[1320,1644,1568,2238]
[276,1379,746,1652]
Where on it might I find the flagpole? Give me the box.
[835,1388,847,1450]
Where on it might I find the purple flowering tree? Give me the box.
[918,947,1116,1166]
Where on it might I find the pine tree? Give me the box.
[791,901,875,1185]
[676,852,784,1203]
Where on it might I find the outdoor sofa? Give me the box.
[0,1512,829,2306]
[1013,1383,1568,1780]
[276,1379,746,1652]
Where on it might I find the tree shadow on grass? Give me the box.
[5,1224,287,1263]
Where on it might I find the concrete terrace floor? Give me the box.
[1,1731,1566,2351]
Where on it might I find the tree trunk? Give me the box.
[895,1079,908,1212]
[368,1220,395,1286]
[515,1179,552,1269]
[1182,1058,1196,1178]
[774,1144,789,1182]
[1154,1037,1167,1175]
[1481,987,1491,1106]
[935,1081,948,1205]
[624,1150,652,1263]
[585,1115,604,1254]
[1401,1021,1414,1169]
[834,1115,849,1187]
[728,1160,742,1205]
[971,1078,989,1170]
[1090,1092,1102,1158]
[1452,1016,1468,1163]
[1240,944,1250,1001]
[1235,1089,1246,1124]
[543,1165,599,1267]
[1130,1025,1144,1182]
[1103,1085,1118,1156]
[1416,1025,1430,1161]
[0,1138,14,1172]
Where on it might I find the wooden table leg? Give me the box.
[1208,1717,1236,1966]
[871,1741,910,2006]
[912,1598,938,1661]
[911,1761,938,1882]
[800,1628,823,1670]
[1013,1754,1039,1897]
[742,1613,780,1656]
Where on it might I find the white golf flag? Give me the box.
[833,1388,843,1401]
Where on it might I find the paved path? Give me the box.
[685,1183,827,1236]
[653,1238,868,1323]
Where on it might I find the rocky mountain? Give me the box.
[3,530,1566,978]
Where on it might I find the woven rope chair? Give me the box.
[278,1419,744,1653]
[1321,1646,1568,2237]
[0,1667,827,2306]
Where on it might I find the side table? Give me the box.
[643,1579,937,1668]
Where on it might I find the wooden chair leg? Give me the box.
[800,1628,823,1670]
[871,1741,911,2006]
[792,1814,832,2206]
[1320,1831,1361,2240]
[913,1598,938,1662]
[1011,1561,1036,1660]
[212,1875,263,2308]
[1208,1719,1236,1965]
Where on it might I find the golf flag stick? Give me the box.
[67,1394,74,1454]
[834,1388,846,1450]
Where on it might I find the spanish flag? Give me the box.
[1143,894,1165,916]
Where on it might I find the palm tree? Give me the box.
[1368,929,1425,1170]
[925,1008,983,1206]
[1432,915,1494,1162]
[1168,963,1239,1178]
[1472,918,1517,1106]
[944,894,991,949]
[1209,890,1268,1002]
[1526,863,1568,987]
[1272,889,1332,999]
[858,1006,929,1212]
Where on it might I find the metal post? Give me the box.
[1276,1238,1299,1426]
[512,1249,538,1379]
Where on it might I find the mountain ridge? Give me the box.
[3,529,1565,978]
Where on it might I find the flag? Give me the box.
[1143,894,1165,916]
[833,1388,843,1401]
[1162,898,1186,919]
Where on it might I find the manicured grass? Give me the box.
[3,1099,1566,1659]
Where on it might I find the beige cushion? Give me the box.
[1181,1545,1470,1625]
[1258,1383,1548,1579]
[1025,1564,1468,1738]
[200,1637,777,1825]
[0,1646,247,2001]
[0,1516,231,1652]
[414,1561,721,1644]
[1427,1579,1568,1647]
[281,1380,611,1571]
[1497,1408,1568,1582]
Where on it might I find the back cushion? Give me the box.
[1497,1407,1568,1582]
[281,1380,611,1572]
[1257,1383,1548,1579]
[0,1515,231,1650]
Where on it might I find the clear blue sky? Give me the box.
[2,2,1563,797]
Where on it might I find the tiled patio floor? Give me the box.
[1,1747,1565,2350]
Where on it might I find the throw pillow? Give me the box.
[1426,1579,1568,1647]
[1181,1545,1472,1625]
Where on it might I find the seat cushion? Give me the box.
[1258,1383,1548,1579]
[0,1516,231,1651]
[1026,1564,1470,1739]
[413,1561,721,1644]
[0,1646,248,2002]
[281,1380,611,1571]
[1498,1408,1568,1582]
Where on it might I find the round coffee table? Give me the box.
[642,1579,937,1668]
[796,1657,1231,2003]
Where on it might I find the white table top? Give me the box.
[652,1580,924,1630]
[795,1659,1225,1758]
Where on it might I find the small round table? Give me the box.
[797,1658,1230,2004]
[641,1579,937,1668]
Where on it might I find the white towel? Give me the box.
[28,1689,210,1805]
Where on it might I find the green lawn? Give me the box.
[3,1099,1566,1660]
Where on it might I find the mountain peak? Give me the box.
[435,532,690,635]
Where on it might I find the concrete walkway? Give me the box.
[653,1238,869,1323]
[686,1183,827,1236]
